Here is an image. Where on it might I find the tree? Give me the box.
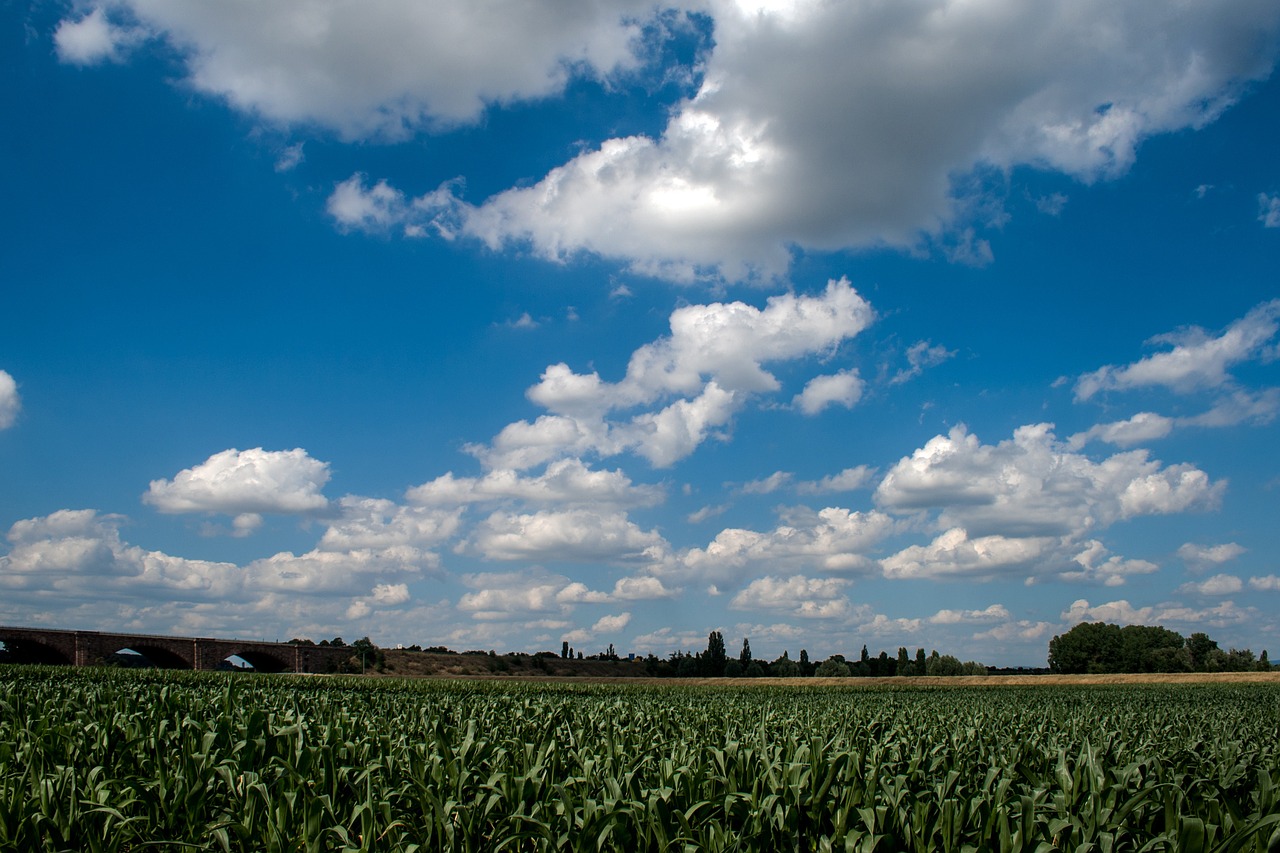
[724,660,744,677]
[1048,622,1122,673]
[705,631,727,677]
[1187,632,1218,670]
[562,641,570,659]
[896,647,911,676]
[772,651,798,678]
[1260,649,1271,671]
[815,658,850,677]
[740,637,752,668]
[798,649,813,677]
[915,648,927,674]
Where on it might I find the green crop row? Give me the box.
[1,666,1278,852]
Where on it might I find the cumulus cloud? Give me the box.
[144,448,331,519]
[60,1,663,138]
[366,1,1280,280]
[881,528,1059,581]
[796,466,876,495]
[463,509,668,563]
[408,457,662,509]
[327,174,410,233]
[739,471,792,495]
[1177,573,1244,596]
[0,370,19,430]
[677,506,895,583]
[1248,575,1280,591]
[471,279,874,469]
[929,604,1011,625]
[1062,597,1253,629]
[973,620,1055,643]
[1061,540,1158,587]
[1066,412,1175,450]
[875,423,1223,539]
[0,508,422,604]
[54,6,145,65]
[793,370,863,415]
[729,574,851,619]
[1259,193,1280,227]
[1178,541,1247,571]
[891,341,955,385]
[317,497,463,552]
[1074,299,1280,400]
[455,569,652,621]
[875,423,1219,584]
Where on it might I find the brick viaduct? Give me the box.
[0,625,353,673]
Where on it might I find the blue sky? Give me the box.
[2,1,1279,666]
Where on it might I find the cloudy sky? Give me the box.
[3,1,1279,666]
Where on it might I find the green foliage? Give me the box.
[3,666,1280,851]
[705,631,726,677]
[1050,622,1263,674]
[814,658,850,677]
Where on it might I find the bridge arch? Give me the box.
[0,637,74,666]
[222,648,291,673]
[108,643,194,670]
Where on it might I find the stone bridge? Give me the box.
[0,626,354,673]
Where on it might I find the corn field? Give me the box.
[2,667,1278,852]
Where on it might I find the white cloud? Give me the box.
[1249,575,1280,591]
[881,528,1059,581]
[875,424,1223,539]
[1178,541,1246,570]
[729,574,851,619]
[456,571,580,620]
[1066,412,1174,450]
[1035,193,1069,216]
[66,1,662,138]
[973,620,1054,643]
[455,569,648,621]
[0,370,19,430]
[54,6,145,65]
[231,513,263,537]
[687,503,729,523]
[463,509,668,563]
[739,471,792,495]
[472,279,874,469]
[1062,597,1254,629]
[591,612,632,634]
[1061,540,1158,587]
[793,370,863,415]
[407,458,662,509]
[434,1,1280,280]
[890,341,955,385]
[274,142,305,173]
[317,497,462,552]
[875,424,1218,584]
[929,604,1011,625]
[796,466,876,495]
[370,582,411,605]
[1177,573,1244,596]
[328,174,407,231]
[1259,193,1280,227]
[610,575,675,600]
[678,506,895,582]
[0,508,460,640]
[1075,299,1280,400]
[144,448,331,519]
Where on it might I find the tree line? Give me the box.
[1047,622,1272,674]
[633,632,988,679]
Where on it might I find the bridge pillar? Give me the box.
[74,631,102,667]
